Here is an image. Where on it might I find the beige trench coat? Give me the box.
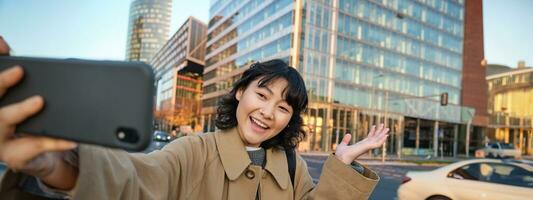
[0,128,379,200]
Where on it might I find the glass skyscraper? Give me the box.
[204,0,477,156]
[126,0,172,62]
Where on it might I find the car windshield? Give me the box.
[501,144,515,149]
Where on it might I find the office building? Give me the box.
[126,0,172,62]
[486,61,533,155]
[204,0,484,156]
[152,17,207,133]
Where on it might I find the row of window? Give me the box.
[151,29,189,70]
[332,83,461,122]
[336,39,461,87]
[209,0,231,18]
[156,69,175,106]
[206,19,292,68]
[337,35,462,73]
[376,0,463,21]
[340,0,463,37]
[208,0,268,40]
[488,72,533,90]
[204,34,290,92]
[237,13,293,52]
[304,26,330,54]
[332,71,460,105]
[414,0,464,18]
[303,4,463,71]
[207,0,292,54]
[203,40,291,105]
[335,57,461,89]
[338,12,462,54]
[306,1,332,29]
[131,1,171,7]
[204,60,238,82]
[235,35,292,67]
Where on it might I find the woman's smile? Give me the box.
[249,116,270,134]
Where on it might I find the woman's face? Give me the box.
[235,78,293,147]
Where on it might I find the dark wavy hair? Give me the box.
[215,59,308,150]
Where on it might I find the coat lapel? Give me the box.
[265,148,290,190]
[215,128,251,180]
[215,127,290,190]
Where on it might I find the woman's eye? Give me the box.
[279,106,289,112]
[256,92,266,99]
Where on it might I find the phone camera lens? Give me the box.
[116,127,139,143]
[117,131,126,139]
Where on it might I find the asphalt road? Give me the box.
[301,155,438,200]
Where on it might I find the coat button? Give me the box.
[245,169,255,179]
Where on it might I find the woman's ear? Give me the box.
[235,88,244,101]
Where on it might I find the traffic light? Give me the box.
[440,92,448,106]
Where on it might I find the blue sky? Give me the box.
[0,0,209,60]
[0,0,532,68]
[483,0,533,67]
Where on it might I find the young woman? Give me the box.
[0,37,390,199]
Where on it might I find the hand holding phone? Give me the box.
[0,56,155,151]
[0,37,79,190]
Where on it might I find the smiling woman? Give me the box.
[0,41,390,199]
[216,60,308,149]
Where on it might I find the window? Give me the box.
[448,162,533,188]
[487,163,533,188]
[500,143,515,150]
[448,163,487,181]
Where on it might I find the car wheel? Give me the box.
[427,195,451,200]
[487,153,495,158]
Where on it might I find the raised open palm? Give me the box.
[335,124,390,164]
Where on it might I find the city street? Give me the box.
[302,155,439,200]
[0,0,532,199]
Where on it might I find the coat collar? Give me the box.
[215,128,289,189]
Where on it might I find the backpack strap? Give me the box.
[285,148,296,188]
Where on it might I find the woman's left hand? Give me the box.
[335,123,390,165]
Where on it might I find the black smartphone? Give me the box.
[0,56,155,151]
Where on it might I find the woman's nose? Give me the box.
[259,107,274,120]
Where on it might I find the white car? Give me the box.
[398,159,533,200]
[483,142,521,159]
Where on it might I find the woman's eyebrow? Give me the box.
[258,86,274,95]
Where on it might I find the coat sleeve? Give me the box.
[293,154,379,200]
[0,135,208,200]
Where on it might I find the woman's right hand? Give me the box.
[0,36,78,190]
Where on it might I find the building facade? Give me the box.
[151,17,207,133]
[486,62,533,155]
[204,0,483,156]
[460,0,488,156]
[126,0,172,62]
